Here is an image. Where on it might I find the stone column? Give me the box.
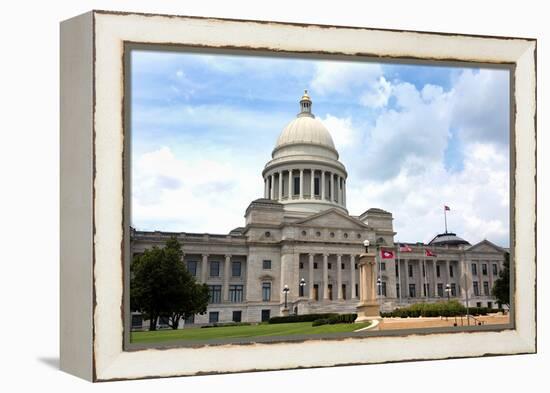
[321,170,326,200]
[264,178,268,198]
[432,260,437,297]
[310,169,315,199]
[223,254,231,301]
[201,254,209,283]
[404,259,409,298]
[356,249,380,321]
[350,255,356,298]
[278,171,283,200]
[337,254,343,300]
[332,174,336,202]
[322,253,329,300]
[420,260,425,297]
[269,175,274,200]
[308,253,315,299]
[343,179,346,206]
[288,169,293,199]
[299,169,304,199]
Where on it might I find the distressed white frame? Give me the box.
[60,10,536,381]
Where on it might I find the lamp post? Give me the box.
[377,277,382,297]
[299,278,306,297]
[445,283,451,321]
[283,284,289,309]
[363,239,370,253]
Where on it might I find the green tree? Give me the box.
[131,237,209,330]
[491,251,510,309]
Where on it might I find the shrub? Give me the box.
[269,313,337,324]
[383,301,467,318]
[312,318,330,327]
[313,313,357,327]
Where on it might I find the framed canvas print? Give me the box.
[60,10,536,381]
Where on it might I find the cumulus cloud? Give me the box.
[311,62,383,95]
[359,76,392,108]
[132,146,263,233]
[318,114,359,149]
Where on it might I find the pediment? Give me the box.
[467,240,505,254]
[294,208,368,230]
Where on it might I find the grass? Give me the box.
[131,321,371,344]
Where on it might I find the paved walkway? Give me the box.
[378,314,510,330]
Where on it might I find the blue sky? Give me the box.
[131,49,510,246]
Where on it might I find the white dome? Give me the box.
[275,116,335,150]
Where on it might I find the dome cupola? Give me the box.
[262,91,348,216]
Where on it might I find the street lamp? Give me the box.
[282,284,290,309]
[363,239,370,253]
[445,283,451,302]
[299,278,306,297]
[377,278,382,297]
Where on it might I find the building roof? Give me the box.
[428,232,471,247]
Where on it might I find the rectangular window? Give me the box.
[381,262,386,271]
[381,282,387,296]
[471,263,477,275]
[395,263,399,277]
[232,261,241,277]
[314,262,318,269]
[493,263,498,275]
[341,263,345,270]
[482,263,488,275]
[396,283,400,298]
[355,284,359,298]
[229,285,244,302]
[423,283,429,297]
[262,282,271,301]
[186,260,197,276]
[476,302,482,308]
[355,263,358,270]
[473,281,480,296]
[422,263,425,277]
[314,284,319,301]
[262,260,271,270]
[451,283,457,297]
[314,177,320,195]
[483,281,490,295]
[328,263,332,270]
[328,284,333,300]
[210,261,220,277]
[436,264,441,278]
[208,285,222,304]
[299,283,304,297]
[293,176,300,195]
[408,264,413,278]
[437,283,444,297]
[208,311,219,323]
[261,309,271,322]
[342,284,347,300]
[449,265,454,278]
[184,314,195,324]
[299,262,304,269]
[409,284,416,298]
[232,311,242,323]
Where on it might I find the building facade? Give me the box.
[131,92,507,327]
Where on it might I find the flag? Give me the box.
[444,205,450,211]
[380,249,395,259]
[399,244,413,252]
[425,249,437,257]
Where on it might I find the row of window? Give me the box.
[270,174,343,199]
[207,309,272,324]
[207,285,245,303]
[395,263,455,278]
[186,260,243,277]
[471,263,499,276]
[299,262,359,270]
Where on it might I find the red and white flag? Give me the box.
[425,249,437,257]
[399,244,413,252]
[444,205,450,211]
[380,249,395,259]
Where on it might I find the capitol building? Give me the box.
[131,92,507,327]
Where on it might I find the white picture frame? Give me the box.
[60,10,536,381]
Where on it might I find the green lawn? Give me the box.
[131,321,370,344]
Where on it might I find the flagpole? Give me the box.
[444,206,448,234]
[397,242,402,304]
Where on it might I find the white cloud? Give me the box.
[132,146,264,233]
[359,76,392,108]
[318,114,358,149]
[311,62,383,95]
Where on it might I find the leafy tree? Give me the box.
[491,251,510,309]
[131,237,209,330]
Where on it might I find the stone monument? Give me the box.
[356,240,381,322]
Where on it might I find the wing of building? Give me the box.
[131,92,508,328]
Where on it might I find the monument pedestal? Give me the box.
[356,301,381,322]
[281,308,289,316]
[355,250,381,321]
